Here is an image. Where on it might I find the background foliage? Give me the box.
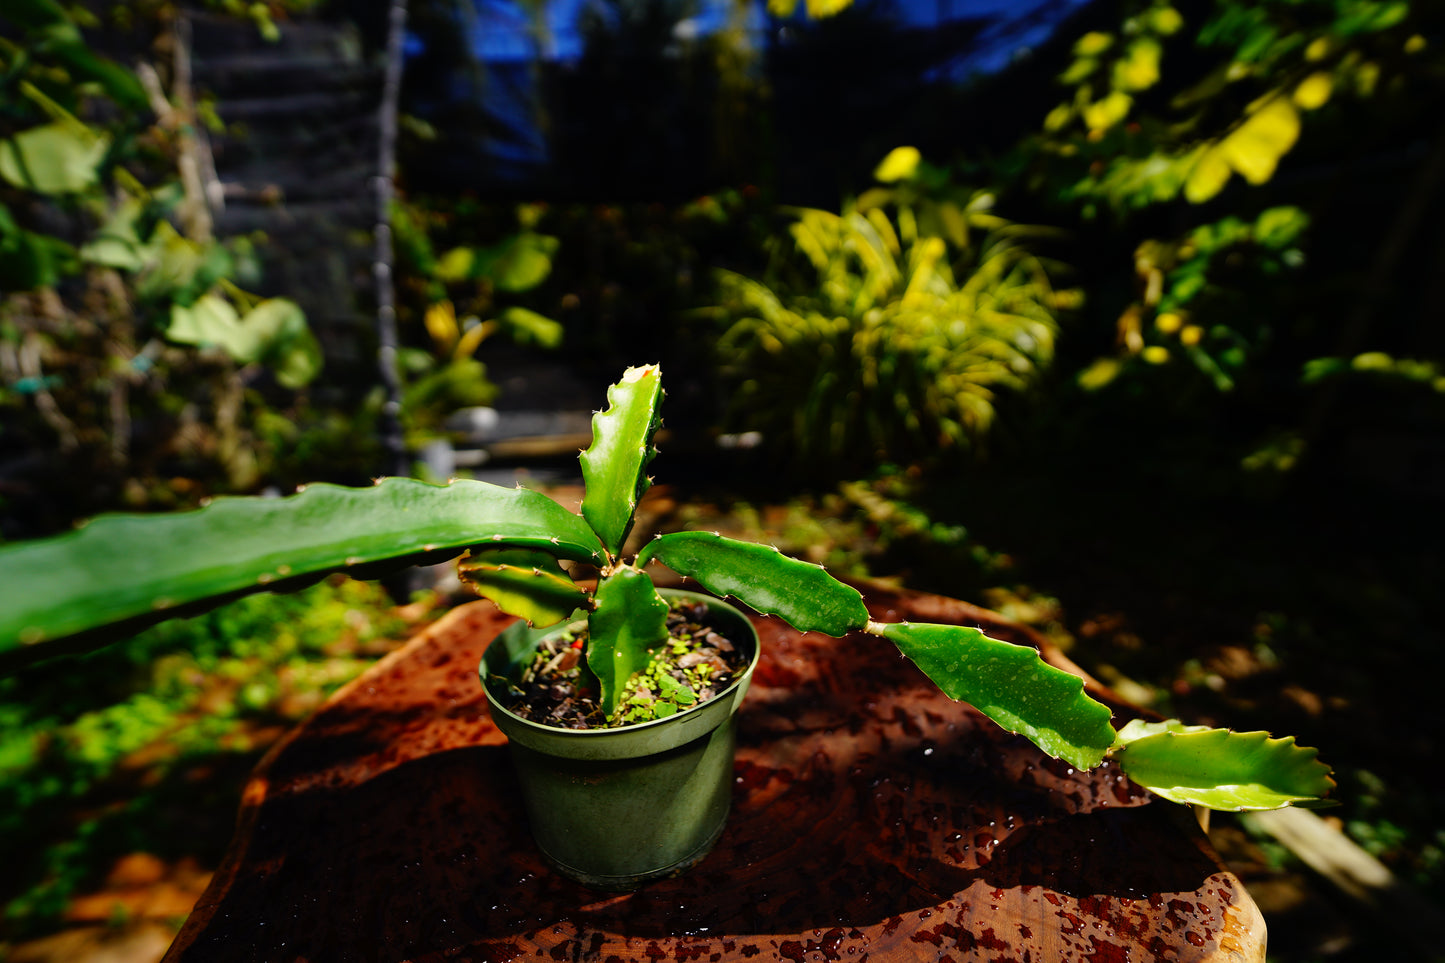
[2,0,1443,957]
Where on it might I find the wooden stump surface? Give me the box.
[164,584,1266,963]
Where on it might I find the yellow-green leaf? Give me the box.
[874,146,921,183]
[873,622,1118,771]
[1293,72,1333,110]
[1221,99,1300,185]
[1084,91,1133,133]
[1074,31,1113,57]
[0,122,108,194]
[1113,39,1162,93]
[1185,144,1233,203]
[458,547,586,627]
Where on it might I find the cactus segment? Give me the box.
[638,531,870,637]
[1112,719,1336,811]
[579,364,664,558]
[871,622,1118,771]
[457,548,588,628]
[586,568,671,717]
[0,478,606,669]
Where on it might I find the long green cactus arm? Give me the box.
[0,478,606,670]
[640,531,1115,769]
[586,568,670,717]
[580,364,664,558]
[871,622,1118,771]
[457,548,590,628]
[1111,719,1335,811]
[637,532,871,635]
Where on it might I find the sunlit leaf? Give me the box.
[0,122,108,194]
[1113,39,1161,93]
[472,233,558,291]
[434,247,474,283]
[639,532,869,636]
[874,146,921,183]
[1084,91,1132,133]
[1077,356,1123,391]
[458,547,586,627]
[168,294,243,355]
[424,300,460,350]
[1221,98,1300,185]
[245,298,323,388]
[1043,103,1073,132]
[0,479,605,669]
[1293,72,1333,110]
[580,364,663,557]
[1113,719,1334,811]
[1184,145,1232,203]
[497,306,564,348]
[1074,31,1113,57]
[168,295,322,385]
[874,622,1118,770]
[1148,7,1183,35]
[803,0,852,18]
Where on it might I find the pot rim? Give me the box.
[480,588,761,745]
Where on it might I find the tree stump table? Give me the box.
[164,583,1266,962]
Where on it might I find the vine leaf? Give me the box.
[639,531,869,636]
[458,548,587,627]
[1112,719,1335,811]
[872,622,1118,771]
[586,568,670,717]
[580,364,663,558]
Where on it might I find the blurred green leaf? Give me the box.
[0,122,108,195]
[496,306,564,348]
[476,232,558,291]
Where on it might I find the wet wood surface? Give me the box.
[165,583,1266,962]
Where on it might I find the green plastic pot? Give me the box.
[479,589,760,890]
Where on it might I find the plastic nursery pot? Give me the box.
[479,589,761,891]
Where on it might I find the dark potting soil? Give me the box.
[498,600,749,729]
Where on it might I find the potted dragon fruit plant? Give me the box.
[0,365,1333,888]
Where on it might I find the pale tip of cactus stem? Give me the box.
[345,556,363,566]
[18,626,44,646]
[491,534,504,541]
[277,565,292,576]
[152,597,175,611]
[550,536,561,544]
[257,573,274,585]
[423,544,437,552]
[74,518,91,529]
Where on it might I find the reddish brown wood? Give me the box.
[165,585,1266,962]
